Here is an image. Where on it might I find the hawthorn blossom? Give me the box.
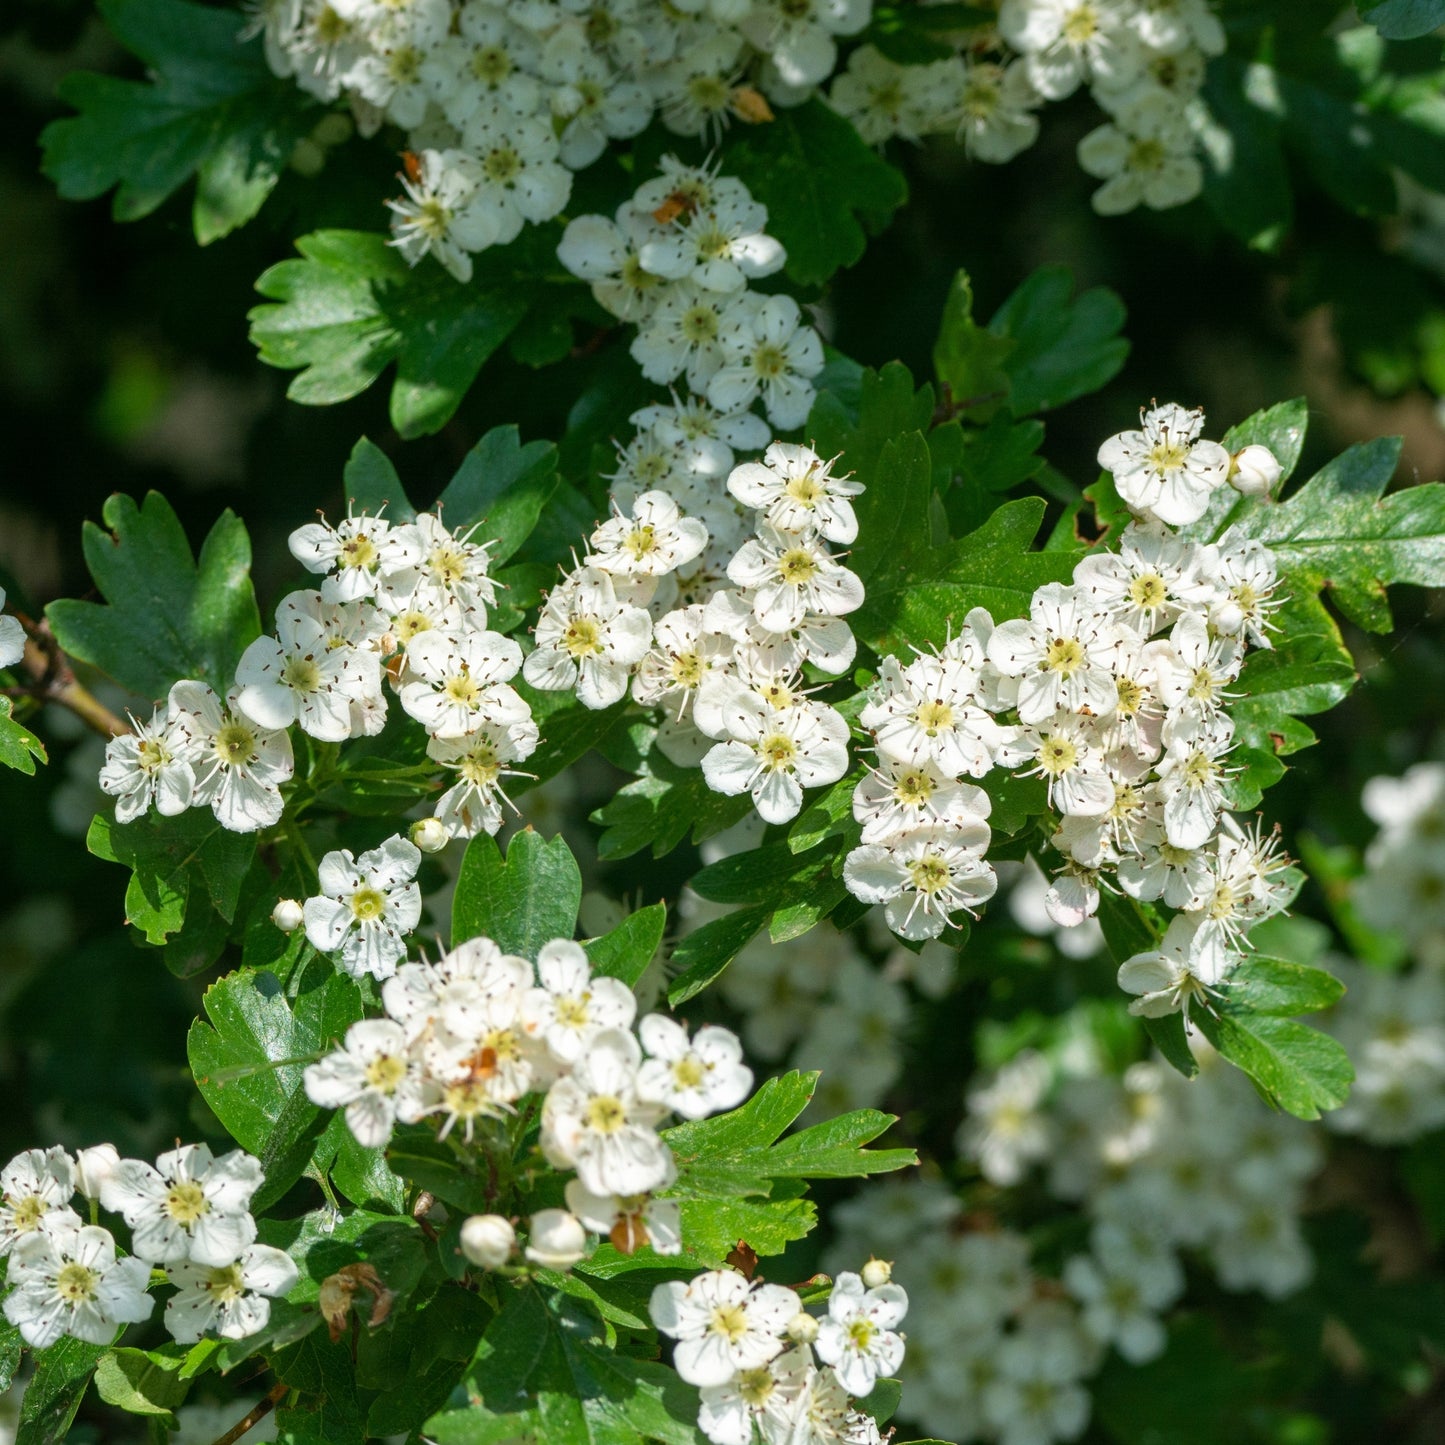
[168,681,294,833]
[164,1244,299,1343]
[101,1144,262,1268]
[1097,402,1231,527]
[4,1221,153,1347]
[726,525,863,635]
[844,825,999,941]
[701,695,850,825]
[289,512,422,603]
[588,491,710,578]
[99,706,196,823]
[303,835,423,981]
[304,1018,423,1148]
[1117,913,1230,1019]
[386,148,495,281]
[428,719,539,838]
[697,1345,813,1445]
[522,939,638,1065]
[860,654,999,780]
[0,1148,79,1256]
[636,1015,753,1120]
[708,294,824,429]
[726,444,863,545]
[564,1179,682,1257]
[650,1269,801,1387]
[815,1270,908,1396]
[523,566,653,709]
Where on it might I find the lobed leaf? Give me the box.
[452,829,582,956]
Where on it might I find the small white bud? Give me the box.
[74,1144,120,1201]
[460,1214,516,1270]
[861,1257,893,1290]
[272,898,304,932]
[786,1310,819,1344]
[524,1209,589,1271]
[410,817,450,854]
[1229,444,1282,498]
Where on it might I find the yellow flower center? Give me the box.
[205,1263,247,1304]
[709,1303,750,1342]
[213,722,256,767]
[340,534,378,570]
[136,737,170,773]
[895,769,934,806]
[55,1262,98,1304]
[563,617,604,658]
[760,734,797,770]
[165,1180,209,1226]
[460,747,502,787]
[350,887,387,921]
[915,700,953,734]
[1129,573,1168,610]
[622,525,658,560]
[444,671,482,706]
[1038,734,1078,775]
[672,1056,706,1089]
[1043,637,1085,676]
[281,654,322,693]
[585,1096,627,1134]
[365,1054,407,1093]
[907,854,952,894]
[753,343,788,379]
[10,1195,46,1233]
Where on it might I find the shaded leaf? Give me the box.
[452,829,582,955]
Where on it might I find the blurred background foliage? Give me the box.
[3,1,1445,1437]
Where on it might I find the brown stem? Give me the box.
[12,616,129,738]
[208,1382,288,1445]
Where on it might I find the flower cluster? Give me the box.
[845,403,1294,1016]
[305,930,753,1258]
[99,506,540,842]
[830,1032,1321,1445]
[0,1142,294,1349]
[559,160,823,433]
[828,0,1225,215]
[250,0,873,279]
[651,1262,907,1445]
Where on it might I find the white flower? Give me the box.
[1097,402,1231,527]
[0,589,23,669]
[525,1208,589,1270]
[382,935,532,1046]
[522,939,638,1065]
[459,1213,515,1269]
[303,835,423,981]
[3,1221,153,1347]
[272,897,305,932]
[701,696,850,825]
[1155,711,1234,848]
[632,605,733,719]
[558,208,670,321]
[0,1147,78,1255]
[709,294,824,430]
[1064,1253,1168,1364]
[428,719,540,839]
[460,104,572,243]
[815,1270,908,1396]
[830,44,947,146]
[1001,712,1115,817]
[564,1179,682,1257]
[853,760,991,847]
[945,57,1042,162]
[1153,612,1243,720]
[650,1269,800,1388]
[1117,913,1231,1019]
[638,188,784,294]
[101,1143,262,1268]
[397,628,527,738]
[859,654,999,781]
[844,825,998,941]
[1229,443,1282,498]
[164,1244,298,1343]
[998,0,1143,100]
[1071,521,1213,636]
[697,1345,813,1445]
[632,282,731,391]
[589,491,710,578]
[235,590,379,742]
[304,1018,422,1148]
[378,511,498,619]
[99,706,196,823]
[742,0,870,89]
[986,583,1124,724]
[523,566,653,709]
[387,148,495,281]
[1078,91,1203,215]
[958,1051,1053,1185]
[168,681,294,833]
[288,513,422,603]
[726,525,863,635]
[541,1029,672,1197]
[1208,532,1280,648]
[727,444,863,545]
[637,1015,753,1120]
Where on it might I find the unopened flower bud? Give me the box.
[272,898,304,932]
[1229,444,1282,498]
[524,1209,589,1271]
[410,817,450,854]
[861,1258,893,1290]
[74,1144,120,1201]
[460,1214,515,1270]
[786,1310,819,1344]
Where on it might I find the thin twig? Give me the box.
[11,614,129,738]
[209,1381,288,1445]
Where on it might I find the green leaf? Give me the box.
[94,1348,189,1420]
[1229,616,1357,757]
[16,1337,107,1445]
[585,903,667,988]
[249,231,535,440]
[436,426,561,562]
[1200,57,1293,250]
[0,1322,19,1395]
[47,491,261,701]
[1221,957,1346,1017]
[667,906,769,1006]
[1222,397,1310,483]
[452,829,582,955]
[1096,894,1198,1079]
[187,962,365,1208]
[809,361,936,489]
[1196,1011,1353,1121]
[87,811,256,945]
[343,438,412,521]
[0,697,47,775]
[723,100,907,287]
[987,266,1129,415]
[856,496,1075,656]
[932,271,1013,418]
[1232,435,1445,631]
[39,0,315,243]
[426,1286,703,1445]
[385,1131,502,1215]
[1361,0,1445,39]
[847,432,933,594]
